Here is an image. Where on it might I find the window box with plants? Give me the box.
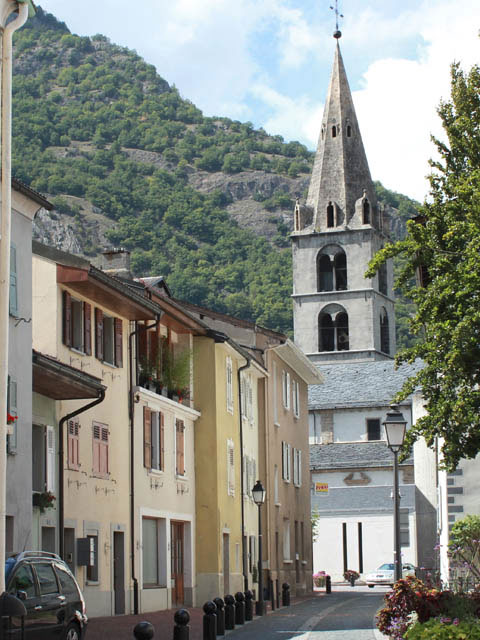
[32,491,56,514]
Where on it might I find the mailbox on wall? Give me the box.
[77,537,95,566]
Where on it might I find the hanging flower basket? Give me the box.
[6,413,17,425]
[32,491,56,514]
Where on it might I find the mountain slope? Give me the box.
[14,7,418,343]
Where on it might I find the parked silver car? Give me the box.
[365,562,416,587]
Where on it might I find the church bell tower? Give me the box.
[292,34,395,365]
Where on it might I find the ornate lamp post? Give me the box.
[252,480,266,616]
[383,405,407,582]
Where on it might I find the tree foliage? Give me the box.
[367,60,480,469]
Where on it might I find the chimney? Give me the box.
[101,248,132,280]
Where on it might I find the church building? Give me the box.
[292,32,437,582]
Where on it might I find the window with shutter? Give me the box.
[273,361,279,425]
[247,376,253,424]
[143,407,152,469]
[46,426,56,492]
[95,308,104,360]
[274,464,279,504]
[293,380,300,418]
[63,291,72,347]
[68,420,80,470]
[83,303,92,355]
[160,412,165,471]
[9,244,17,316]
[240,376,246,418]
[226,356,233,413]
[93,422,109,477]
[176,419,185,476]
[282,442,291,483]
[114,318,123,367]
[6,377,17,454]
[227,439,235,496]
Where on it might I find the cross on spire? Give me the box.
[329,0,343,39]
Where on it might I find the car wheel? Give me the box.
[367,585,374,588]
[64,622,81,640]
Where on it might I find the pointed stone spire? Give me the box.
[307,43,378,231]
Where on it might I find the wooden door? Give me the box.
[171,522,184,605]
[113,532,125,614]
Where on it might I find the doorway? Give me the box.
[223,533,230,595]
[171,522,184,606]
[113,532,125,614]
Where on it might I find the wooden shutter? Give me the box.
[160,411,165,471]
[9,245,17,316]
[297,449,302,487]
[92,424,100,473]
[138,322,147,359]
[282,442,286,480]
[83,303,92,355]
[149,328,158,374]
[63,291,72,347]
[46,426,56,492]
[176,419,185,476]
[114,318,123,367]
[143,407,152,469]
[68,420,80,470]
[100,427,109,475]
[95,308,104,361]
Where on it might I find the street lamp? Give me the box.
[383,405,407,583]
[252,480,266,616]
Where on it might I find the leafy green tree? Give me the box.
[367,60,480,469]
[449,515,480,584]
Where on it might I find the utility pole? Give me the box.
[0,0,32,594]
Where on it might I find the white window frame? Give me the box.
[293,448,302,487]
[293,380,300,418]
[273,361,279,425]
[282,371,290,410]
[282,441,291,483]
[226,356,234,414]
[227,439,235,496]
[46,425,56,492]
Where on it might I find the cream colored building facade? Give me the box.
[32,242,159,617]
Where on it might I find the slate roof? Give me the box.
[308,360,423,410]
[310,441,413,470]
[311,484,416,515]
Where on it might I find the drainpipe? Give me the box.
[237,357,250,591]
[0,1,29,595]
[129,315,161,615]
[58,389,106,560]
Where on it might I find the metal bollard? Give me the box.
[224,594,235,630]
[234,591,245,625]
[244,590,253,621]
[213,597,225,636]
[276,578,279,610]
[203,601,217,640]
[282,582,290,607]
[326,575,332,594]
[174,608,190,640]
[133,621,155,640]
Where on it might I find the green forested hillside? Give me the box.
[13,7,419,344]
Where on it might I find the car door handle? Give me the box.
[34,605,42,611]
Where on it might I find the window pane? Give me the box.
[71,300,84,351]
[103,316,115,364]
[86,535,98,581]
[36,563,59,595]
[55,564,79,598]
[142,518,159,585]
[8,565,36,598]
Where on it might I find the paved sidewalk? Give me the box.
[87,592,324,640]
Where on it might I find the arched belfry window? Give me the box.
[378,261,388,295]
[332,126,337,138]
[327,202,335,228]
[317,246,347,292]
[347,124,352,137]
[318,305,349,352]
[380,308,390,354]
[321,125,325,140]
[318,254,333,292]
[363,198,370,224]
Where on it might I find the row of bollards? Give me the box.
[132,583,291,640]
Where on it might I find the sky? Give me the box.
[37,0,479,202]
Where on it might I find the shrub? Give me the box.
[406,618,480,640]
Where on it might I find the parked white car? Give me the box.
[365,562,416,588]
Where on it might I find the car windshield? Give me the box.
[378,563,394,571]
